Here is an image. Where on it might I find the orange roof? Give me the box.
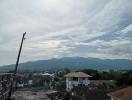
[108,86,132,100]
[65,72,92,78]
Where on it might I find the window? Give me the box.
[72,77,78,81]
[79,84,85,86]
[82,78,85,80]
[79,84,83,86]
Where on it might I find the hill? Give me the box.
[0,57,132,72]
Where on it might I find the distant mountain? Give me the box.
[0,57,132,72]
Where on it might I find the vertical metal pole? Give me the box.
[8,32,26,99]
[14,32,26,75]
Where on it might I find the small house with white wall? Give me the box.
[65,72,92,90]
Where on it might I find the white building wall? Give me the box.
[66,77,90,90]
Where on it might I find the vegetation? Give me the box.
[54,68,132,92]
[53,68,70,91]
[79,69,132,91]
[8,68,131,93]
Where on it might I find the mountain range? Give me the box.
[0,57,132,72]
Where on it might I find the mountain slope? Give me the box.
[0,57,132,72]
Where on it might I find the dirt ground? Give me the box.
[12,87,60,100]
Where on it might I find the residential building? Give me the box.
[107,86,132,100]
[65,72,92,90]
[33,72,54,88]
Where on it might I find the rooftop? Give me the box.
[65,72,92,78]
[0,73,13,76]
[108,86,132,100]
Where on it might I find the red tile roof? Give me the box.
[65,72,92,78]
[108,86,132,100]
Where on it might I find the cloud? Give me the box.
[88,39,132,59]
[76,39,130,47]
[121,24,132,34]
[71,38,132,59]
[0,0,132,65]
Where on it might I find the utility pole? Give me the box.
[8,32,26,99]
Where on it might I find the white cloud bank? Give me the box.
[121,24,132,34]
[0,0,132,65]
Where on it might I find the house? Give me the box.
[33,73,54,88]
[65,72,92,90]
[40,73,55,80]
[16,74,33,87]
[107,86,132,100]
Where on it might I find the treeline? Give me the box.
[54,68,132,91]
[78,69,132,86]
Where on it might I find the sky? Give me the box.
[0,0,132,66]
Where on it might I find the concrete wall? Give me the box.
[66,77,90,90]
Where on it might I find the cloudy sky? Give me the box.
[0,0,132,66]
